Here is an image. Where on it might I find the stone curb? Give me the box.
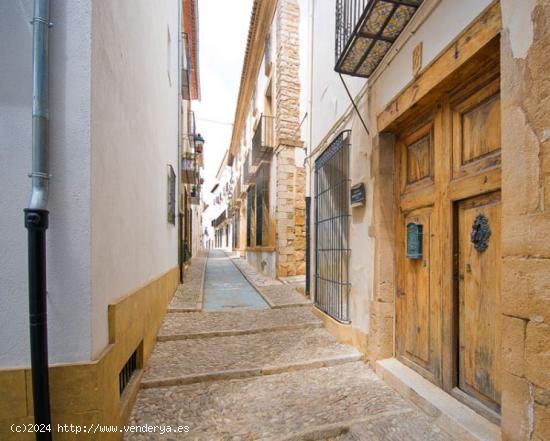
[156,321,323,342]
[140,354,363,389]
[225,252,311,309]
[166,307,197,313]
[167,252,208,313]
[196,251,207,310]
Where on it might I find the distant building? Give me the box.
[203,151,234,251]
[228,0,308,279]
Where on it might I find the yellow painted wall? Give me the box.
[0,266,179,440]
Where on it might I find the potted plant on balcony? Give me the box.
[191,185,197,197]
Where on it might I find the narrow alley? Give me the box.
[126,252,454,440]
[3,0,550,439]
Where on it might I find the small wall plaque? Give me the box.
[350,183,366,208]
[406,223,423,259]
[413,42,423,77]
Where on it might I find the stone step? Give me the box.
[127,362,449,440]
[158,306,321,340]
[143,328,362,387]
[157,321,322,342]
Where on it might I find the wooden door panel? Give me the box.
[397,207,440,380]
[452,78,501,180]
[457,192,501,410]
[399,122,434,194]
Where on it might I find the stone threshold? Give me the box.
[157,321,323,342]
[279,410,414,441]
[375,358,501,441]
[141,353,363,389]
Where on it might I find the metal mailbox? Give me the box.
[406,222,423,260]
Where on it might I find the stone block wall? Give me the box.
[501,1,550,439]
[274,0,305,277]
[275,0,301,141]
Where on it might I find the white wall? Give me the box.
[0,0,93,367]
[309,0,366,152]
[90,0,180,358]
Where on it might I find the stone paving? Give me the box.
[168,251,207,312]
[204,251,269,311]
[126,250,454,441]
[143,328,361,386]
[128,362,455,440]
[157,307,321,340]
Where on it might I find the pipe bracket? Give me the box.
[28,172,51,179]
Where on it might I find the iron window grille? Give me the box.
[246,187,255,247]
[255,163,270,247]
[314,131,352,323]
[335,0,423,77]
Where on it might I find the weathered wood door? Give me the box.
[457,192,501,411]
[395,68,502,417]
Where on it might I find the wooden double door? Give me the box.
[395,70,502,418]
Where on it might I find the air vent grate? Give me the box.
[119,349,138,396]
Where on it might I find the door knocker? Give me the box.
[471,214,491,252]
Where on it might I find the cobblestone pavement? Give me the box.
[168,251,207,311]
[126,251,455,441]
[158,307,321,340]
[143,328,361,385]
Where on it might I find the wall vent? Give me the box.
[119,349,138,396]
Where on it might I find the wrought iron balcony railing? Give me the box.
[251,114,275,166]
[335,0,423,78]
[242,152,256,185]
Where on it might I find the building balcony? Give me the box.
[182,153,199,184]
[334,0,423,78]
[190,186,200,205]
[251,114,275,166]
[212,210,227,228]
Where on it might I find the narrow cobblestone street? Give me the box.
[126,252,455,440]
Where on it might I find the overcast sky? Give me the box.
[194,0,253,205]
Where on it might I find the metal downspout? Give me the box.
[24,0,53,439]
[178,0,184,282]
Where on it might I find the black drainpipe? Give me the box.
[25,1,53,439]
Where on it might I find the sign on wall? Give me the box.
[167,165,176,225]
[350,182,366,208]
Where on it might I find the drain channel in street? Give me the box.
[203,250,269,311]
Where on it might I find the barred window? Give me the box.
[246,187,255,247]
[255,163,270,247]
